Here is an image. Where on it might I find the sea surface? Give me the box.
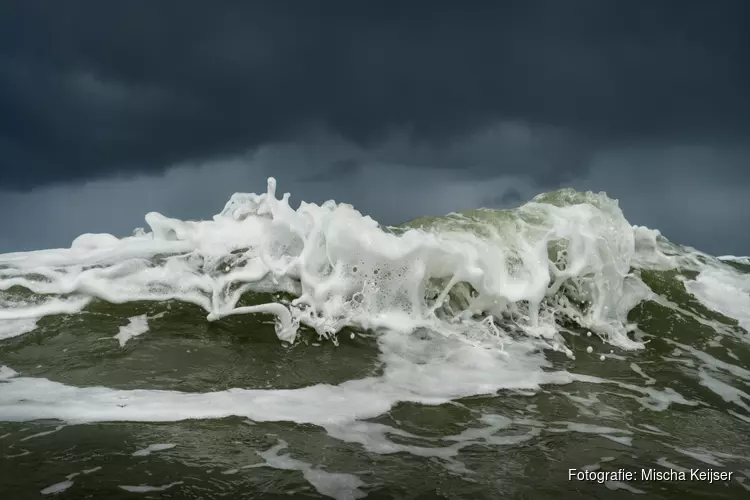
[1,179,749,499]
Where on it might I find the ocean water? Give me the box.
[1,178,749,499]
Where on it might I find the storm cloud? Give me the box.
[0,1,749,255]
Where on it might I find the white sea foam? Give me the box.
[20,424,64,441]
[0,178,676,351]
[0,318,38,340]
[249,439,367,500]
[0,335,565,425]
[0,365,18,380]
[698,370,750,413]
[719,255,750,265]
[40,480,74,495]
[0,179,715,452]
[605,480,645,494]
[0,333,695,427]
[685,267,750,333]
[132,443,177,456]
[118,482,183,493]
[114,315,150,347]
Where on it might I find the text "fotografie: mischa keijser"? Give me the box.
[569,468,733,484]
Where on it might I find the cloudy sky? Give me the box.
[1,1,748,255]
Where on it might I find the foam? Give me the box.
[118,482,184,493]
[0,332,569,426]
[630,363,656,385]
[249,439,367,500]
[655,457,689,472]
[132,443,177,457]
[40,480,74,495]
[664,339,750,381]
[605,481,645,494]
[0,318,38,340]
[114,315,150,347]
[0,366,17,380]
[6,449,30,458]
[0,335,696,429]
[671,447,725,467]
[322,416,539,476]
[698,370,750,414]
[685,266,750,333]
[20,425,64,442]
[0,177,736,468]
[719,255,750,265]
[548,421,633,447]
[0,178,676,351]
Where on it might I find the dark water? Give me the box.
[1,270,750,499]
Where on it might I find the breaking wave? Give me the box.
[0,178,699,348]
[0,177,747,426]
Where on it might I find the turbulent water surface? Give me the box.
[1,179,749,499]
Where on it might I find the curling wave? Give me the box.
[1,177,737,355]
[3,178,750,499]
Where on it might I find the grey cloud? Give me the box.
[571,146,750,254]
[1,2,748,256]
[1,1,749,189]
[0,140,543,253]
[259,122,593,188]
[480,188,524,208]
[1,138,747,256]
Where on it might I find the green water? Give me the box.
[1,270,750,499]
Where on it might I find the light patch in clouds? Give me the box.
[572,146,750,254]
[0,153,538,254]
[0,132,748,256]
[288,122,589,185]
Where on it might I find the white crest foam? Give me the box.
[0,178,677,351]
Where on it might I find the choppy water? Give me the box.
[1,179,749,498]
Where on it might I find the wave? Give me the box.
[2,178,750,499]
[2,177,750,471]
[0,178,746,352]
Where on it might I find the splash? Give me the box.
[685,267,750,333]
[0,178,680,352]
[3,178,749,494]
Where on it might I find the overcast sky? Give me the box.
[1,1,749,255]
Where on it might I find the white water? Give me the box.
[119,482,184,493]
[0,329,695,425]
[40,480,74,495]
[0,178,748,477]
[0,180,741,417]
[249,439,368,500]
[114,315,151,347]
[0,178,681,350]
[132,443,177,457]
[0,318,38,340]
[685,268,750,333]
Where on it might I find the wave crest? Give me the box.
[0,178,691,352]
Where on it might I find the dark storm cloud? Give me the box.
[1,0,749,189]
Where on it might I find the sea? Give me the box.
[1,178,748,499]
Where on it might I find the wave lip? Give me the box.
[0,177,726,354]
